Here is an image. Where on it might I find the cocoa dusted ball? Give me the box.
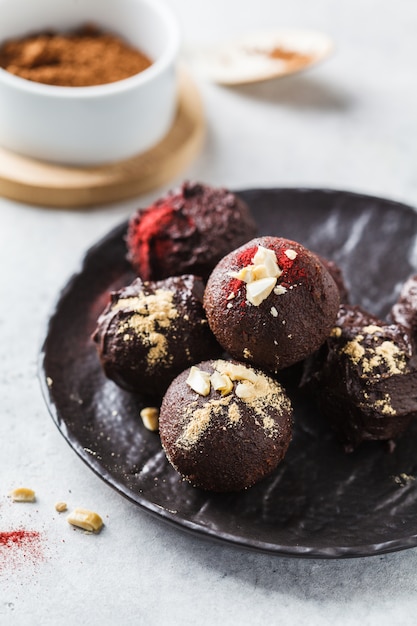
[93,275,222,397]
[317,255,349,303]
[159,359,293,492]
[302,304,417,450]
[390,274,417,350]
[203,236,340,373]
[126,181,257,281]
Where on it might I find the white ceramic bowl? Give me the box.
[0,0,180,165]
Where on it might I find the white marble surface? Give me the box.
[2,0,417,624]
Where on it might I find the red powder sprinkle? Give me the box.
[0,530,44,570]
[236,246,258,266]
[127,202,195,280]
[276,248,307,286]
[225,277,243,299]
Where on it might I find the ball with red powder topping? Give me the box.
[203,236,340,372]
[126,182,257,281]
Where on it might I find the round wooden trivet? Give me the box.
[0,71,205,208]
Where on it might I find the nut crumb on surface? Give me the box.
[55,501,68,513]
[67,507,103,533]
[140,407,160,431]
[393,473,416,487]
[9,487,36,502]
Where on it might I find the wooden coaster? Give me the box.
[0,71,205,208]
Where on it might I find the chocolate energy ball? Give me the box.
[203,236,340,373]
[126,181,257,281]
[93,275,222,397]
[390,274,417,349]
[302,304,417,450]
[317,256,349,303]
[159,359,293,492]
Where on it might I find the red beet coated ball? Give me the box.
[203,236,340,372]
[126,181,257,281]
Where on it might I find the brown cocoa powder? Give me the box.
[0,24,152,87]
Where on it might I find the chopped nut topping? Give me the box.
[215,361,258,383]
[235,381,255,400]
[55,501,68,513]
[9,487,36,502]
[210,371,233,395]
[284,249,297,260]
[176,359,291,449]
[270,306,278,317]
[229,245,283,306]
[140,406,160,431]
[186,366,211,396]
[67,508,103,533]
[246,276,277,306]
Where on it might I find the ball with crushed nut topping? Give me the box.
[159,359,293,492]
[390,274,417,351]
[93,275,222,397]
[302,304,417,450]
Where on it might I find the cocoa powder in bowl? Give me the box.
[0,24,152,87]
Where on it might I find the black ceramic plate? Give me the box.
[40,188,417,558]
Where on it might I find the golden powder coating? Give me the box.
[114,289,178,370]
[368,342,407,375]
[262,415,276,432]
[178,396,233,448]
[228,403,241,424]
[373,394,396,416]
[359,390,396,416]
[176,360,291,449]
[341,337,365,364]
[341,333,407,377]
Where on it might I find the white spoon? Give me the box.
[191,29,334,85]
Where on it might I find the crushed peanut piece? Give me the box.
[229,245,283,306]
[67,507,103,533]
[210,371,233,396]
[55,501,68,513]
[9,487,36,502]
[140,407,160,431]
[186,366,211,396]
[273,285,287,296]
